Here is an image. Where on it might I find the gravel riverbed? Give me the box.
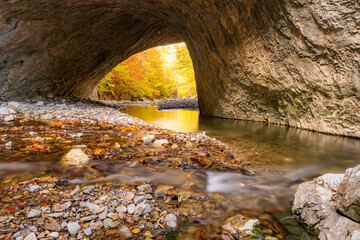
[0,99,284,240]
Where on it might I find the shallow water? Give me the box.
[0,105,359,239]
[121,105,360,174]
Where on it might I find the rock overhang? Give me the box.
[0,0,359,137]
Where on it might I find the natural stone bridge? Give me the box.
[0,0,359,137]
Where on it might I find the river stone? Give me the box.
[142,135,155,144]
[336,165,360,223]
[67,222,81,236]
[0,107,12,115]
[62,149,89,166]
[84,228,92,236]
[4,115,15,122]
[138,184,152,193]
[6,105,18,113]
[45,221,61,232]
[164,213,177,228]
[24,233,37,240]
[116,205,127,213]
[292,168,360,240]
[153,139,169,147]
[124,191,134,201]
[117,225,133,239]
[224,214,259,237]
[48,232,59,238]
[127,204,135,214]
[27,209,42,218]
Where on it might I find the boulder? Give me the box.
[336,165,360,223]
[292,166,360,240]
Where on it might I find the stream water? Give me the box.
[0,104,359,239]
[119,104,360,238]
[121,105,360,174]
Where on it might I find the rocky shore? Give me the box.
[292,165,360,240]
[0,99,281,240]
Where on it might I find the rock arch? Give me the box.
[0,0,359,137]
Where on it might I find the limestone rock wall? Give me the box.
[0,0,359,137]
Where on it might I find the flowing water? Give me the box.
[0,104,359,239]
[119,104,360,238]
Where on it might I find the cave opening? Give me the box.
[96,42,196,101]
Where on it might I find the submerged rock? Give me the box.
[223,214,259,237]
[292,165,360,240]
[62,149,89,166]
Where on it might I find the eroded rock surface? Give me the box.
[292,166,360,240]
[336,165,360,223]
[0,0,359,137]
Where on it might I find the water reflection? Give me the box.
[121,105,360,174]
[121,105,199,132]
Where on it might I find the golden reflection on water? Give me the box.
[120,105,199,132]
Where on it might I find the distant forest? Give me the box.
[97,43,196,101]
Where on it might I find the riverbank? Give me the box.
[0,99,290,239]
[99,97,198,110]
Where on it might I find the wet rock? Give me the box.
[108,212,119,220]
[84,227,92,236]
[153,139,169,147]
[67,222,81,236]
[59,201,72,211]
[222,223,238,236]
[134,203,146,215]
[142,135,155,144]
[133,196,146,204]
[27,209,42,218]
[42,113,53,120]
[99,206,109,220]
[127,204,135,214]
[83,185,95,194]
[28,184,42,192]
[104,218,120,228]
[336,165,360,223]
[164,213,177,228]
[86,202,104,214]
[6,105,18,113]
[48,232,59,238]
[4,115,15,122]
[138,184,152,193]
[62,149,89,166]
[118,225,133,239]
[0,107,13,115]
[224,214,259,237]
[292,168,360,240]
[24,233,37,240]
[45,221,61,232]
[116,205,127,213]
[81,215,97,222]
[124,191,134,201]
[89,221,103,230]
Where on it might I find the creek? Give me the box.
[119,104,360,238]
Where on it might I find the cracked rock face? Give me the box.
[336,165,360,223]
[292,166,360,240]
[0,0,359,137]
